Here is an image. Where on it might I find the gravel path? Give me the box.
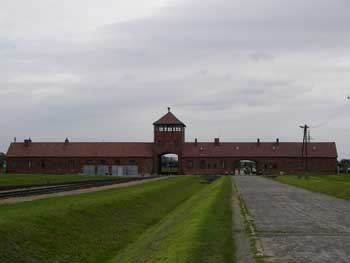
[234,176,350,263]
[232,178,255,263]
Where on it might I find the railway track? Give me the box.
[0,177,158,200]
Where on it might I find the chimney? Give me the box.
[214,138,220,146]
[194,138,198,146]
[257,138,260,146]
[24,138,32,147]
[276,138,280,145]
[65,138,69,145]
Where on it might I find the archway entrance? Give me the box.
[234,160,257,175]
[159,153,179,175]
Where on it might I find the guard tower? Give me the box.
[153,107,186,174]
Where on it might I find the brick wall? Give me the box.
[6,157,153,175]
[6,156,337,175]
[181,157,337,175]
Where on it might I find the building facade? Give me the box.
[6,109,338,175]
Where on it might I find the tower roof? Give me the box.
[153,108,186,126]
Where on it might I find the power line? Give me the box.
[310,97,350,129]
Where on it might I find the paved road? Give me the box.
[234,176,350,263]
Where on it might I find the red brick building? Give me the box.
[6,109,338,175]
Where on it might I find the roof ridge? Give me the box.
[153,111,186,126]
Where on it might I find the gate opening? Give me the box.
[159,153,178,174]
[234,160,257,175]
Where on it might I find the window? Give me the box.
[213,163,217,169]
[28,161,32,168]
[68,160,75,169]
[200,160,206,169]
[187,160,193,169]
[41,160,46,169]
[100,160,106,164]
[208,163,211,169]
[232,162,236,169]
[87,160,93,165]
[12,160,17,169]
[129,160,136,165]
[221,160,226,169]
[115,160,120,165]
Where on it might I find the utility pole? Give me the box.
[299,124,310,174]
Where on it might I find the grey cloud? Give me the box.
[0,0,349,158]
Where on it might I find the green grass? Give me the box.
[111,176,234,263]
[0,173,121,186]
[0,176,208,263]
[275,174,350,200]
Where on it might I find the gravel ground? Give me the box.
[234,176,350,263]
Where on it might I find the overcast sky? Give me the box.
[0,0,349,158]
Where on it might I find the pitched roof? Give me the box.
[183,142,337,158]
[153,111,186,126]
[6,141,337,159]
[7,142,153,158]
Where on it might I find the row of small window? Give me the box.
[11,160,76,169]
[187,160,227,169]
[156,126,183,132]
[187,160,278,170]
[11,159,137,169]
[87,160,136,165]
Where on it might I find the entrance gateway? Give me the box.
[153,107,185,175]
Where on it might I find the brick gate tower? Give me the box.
[152,107,186,174]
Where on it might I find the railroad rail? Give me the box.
[0,176,158,200]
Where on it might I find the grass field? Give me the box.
[275,174,350,200]
[0,176,234,263]
[0,173,121,186]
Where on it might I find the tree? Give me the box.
[0,152,5,168]
[339,159,350,173]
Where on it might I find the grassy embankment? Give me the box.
[275,174,350,200]
[0,176,234,263]
[112,176,234,263]
[0,173,121,186]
